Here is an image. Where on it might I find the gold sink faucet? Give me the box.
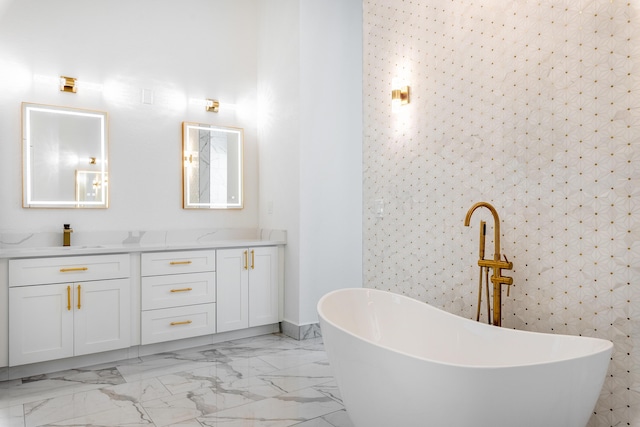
[464,202,513,327]
[63,224,73,247]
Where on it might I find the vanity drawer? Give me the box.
[141,250,215,276]
[142,272,215,310]
[141,303,216,345]
[9,254,130,287]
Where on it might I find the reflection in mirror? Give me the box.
[75,170,107,203]
[183,122,243,209]
[22,103,109,208]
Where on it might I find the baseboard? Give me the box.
[281,320,322,340]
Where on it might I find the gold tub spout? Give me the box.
[464,202,513,327]
[464,202,501,261]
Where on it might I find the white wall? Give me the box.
[257,0,363,327]
[298,0,363,325]
[0,0,362,330]
[256,0,302,324]
[0,0,259,234]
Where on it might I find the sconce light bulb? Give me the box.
[392,98,401,113]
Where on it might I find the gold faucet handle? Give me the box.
[477,259,512,270]
[492,275,513,285]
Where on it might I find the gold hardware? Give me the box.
[391,86,410,105]
[170,287,193,293]
[89,157,96,165]
[475,220,485,323]
[170,320,193,326]
[169,260,192,265]
[67,286,71,311]
[205,99,219,112]
[60,76,77,93]
[60,267,88,273]
[250,250,255,270]
[77,285,81,310]
[464,202,514,327]
[243,250,248,270]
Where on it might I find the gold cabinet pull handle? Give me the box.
[250,250,255,270]
[170,287,193,293]
[169,260,192,265]
[170,320,192,326]
[60,267,88,273]
[67,286,71,311]
[77,285,81,310]
[243,250,248,270]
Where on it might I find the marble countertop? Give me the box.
[0,228,286,259]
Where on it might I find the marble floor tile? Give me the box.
[197,387,344,427]
[42,402,154,426]
[23,385,144,427]
[258,360,335,394]
[0,366,127,409]
[0,334,349,427]
[117,358,219,383]
[0,378,111,408]
[292,418,335,427]
[320,409,355,427]
[102,377,173,403]
[157,356,280,396]
[0,404,25,427]
[312,381,343,404]
[256,348,328,371]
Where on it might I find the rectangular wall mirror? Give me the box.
[182,122,243,209]
[22,103,109,208]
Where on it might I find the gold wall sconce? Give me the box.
[391,85,410,108]
[205,99,219,113]
[60,76,77,93]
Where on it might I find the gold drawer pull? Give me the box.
[77,284,81,310]
[251,250,255,270]
[243,250,248,270]
[170,287,193,293]
[67,286,71,311]
[169,261,192,265]
[60,267,88,273]
[170,320,192,326]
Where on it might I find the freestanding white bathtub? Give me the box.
[317,288,613,427]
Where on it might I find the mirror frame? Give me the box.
[22,102,109,209]
[182,121,244,210]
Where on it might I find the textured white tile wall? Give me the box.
[363,1,640,426]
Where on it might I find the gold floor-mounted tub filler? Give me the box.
[464,202,513,327]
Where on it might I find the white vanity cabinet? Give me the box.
[8,254,131,366]
[216,246,278,333]
[140,250,216,344]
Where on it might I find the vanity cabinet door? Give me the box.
[216,246,279,333]
[9,284,74,366]
[74,278,131,356]
[216,248,249,333]
[248,246,279,327]
[9,279,130,366]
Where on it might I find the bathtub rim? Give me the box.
[317,287,613,370]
